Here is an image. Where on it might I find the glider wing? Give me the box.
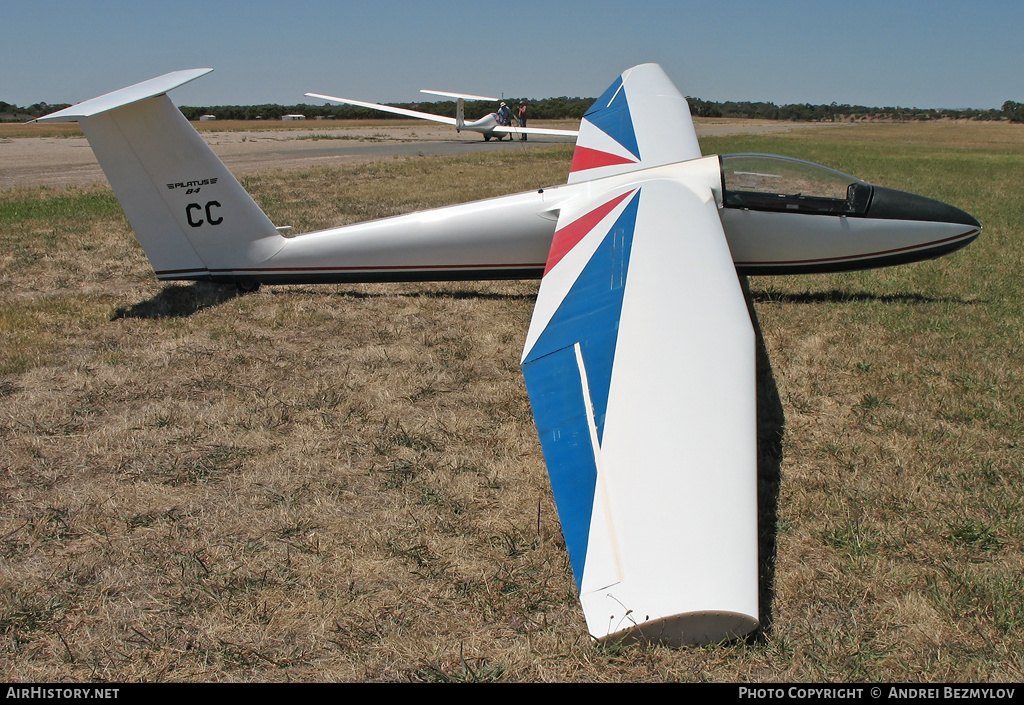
[304,93,458,126]
[521,172,759,646]
[489,124,579,138]
[519,64,759,645]
[566,63,701,183]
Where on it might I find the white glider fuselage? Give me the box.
[459,112,507,140]
[175,157,979,287]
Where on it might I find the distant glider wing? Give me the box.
[490,124,579,138]
[304,93,458,126]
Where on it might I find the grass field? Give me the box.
[0,118,580,140]
[1,121,1022,682]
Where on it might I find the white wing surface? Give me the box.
[566,63,701,184]
[489,124,580,138]
[521,168,759,645]
[520,64,759,645]
[304,93,458,126]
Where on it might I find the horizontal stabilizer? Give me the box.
[421,89,498,102]
[32,69,213,123]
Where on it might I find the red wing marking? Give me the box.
[569,146,638,174]
[544,191,636,275]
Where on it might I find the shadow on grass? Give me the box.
[403,288,537,302]
[111,282,242,320]
[751,288,983,306]
[743,278,785,643]
[283,287,538,302]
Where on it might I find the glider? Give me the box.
[32,65,979,646]
[305,88,578,141]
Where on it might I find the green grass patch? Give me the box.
[0,187,122,227]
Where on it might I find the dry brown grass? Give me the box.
[0,118,580,141]
[2,124,1023,682]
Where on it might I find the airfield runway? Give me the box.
[1,120,836,190]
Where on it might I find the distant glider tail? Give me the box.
[34,69,284,282]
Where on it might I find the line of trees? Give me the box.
[176,97,1020,123]
[1001,101,1024,123]
[686,98,1007,122]
[0,100,71,122]
[4,96,1023,123]
[175,97,595,122]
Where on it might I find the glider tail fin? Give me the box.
[34,69,283,282]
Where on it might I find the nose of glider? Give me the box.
[866,186,981,230]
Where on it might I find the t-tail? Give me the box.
[32,70,286,285]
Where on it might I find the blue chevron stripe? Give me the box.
[520,192,641,588]
[584,75,640,162]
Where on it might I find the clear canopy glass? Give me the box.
[721,154,872,215]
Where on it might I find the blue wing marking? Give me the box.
[583,75,640,162]
[521,192,641,587]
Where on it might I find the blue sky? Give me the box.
[4,0,1022,110]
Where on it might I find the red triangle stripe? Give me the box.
[569,146,638,173]
[544,190,636,275]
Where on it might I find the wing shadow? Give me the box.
[742,277,785,643]
[111,281,539,321]
[751,288,983,306]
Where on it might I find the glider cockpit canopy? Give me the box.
[721,153,873,216]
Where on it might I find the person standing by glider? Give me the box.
[497,101,511,126]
